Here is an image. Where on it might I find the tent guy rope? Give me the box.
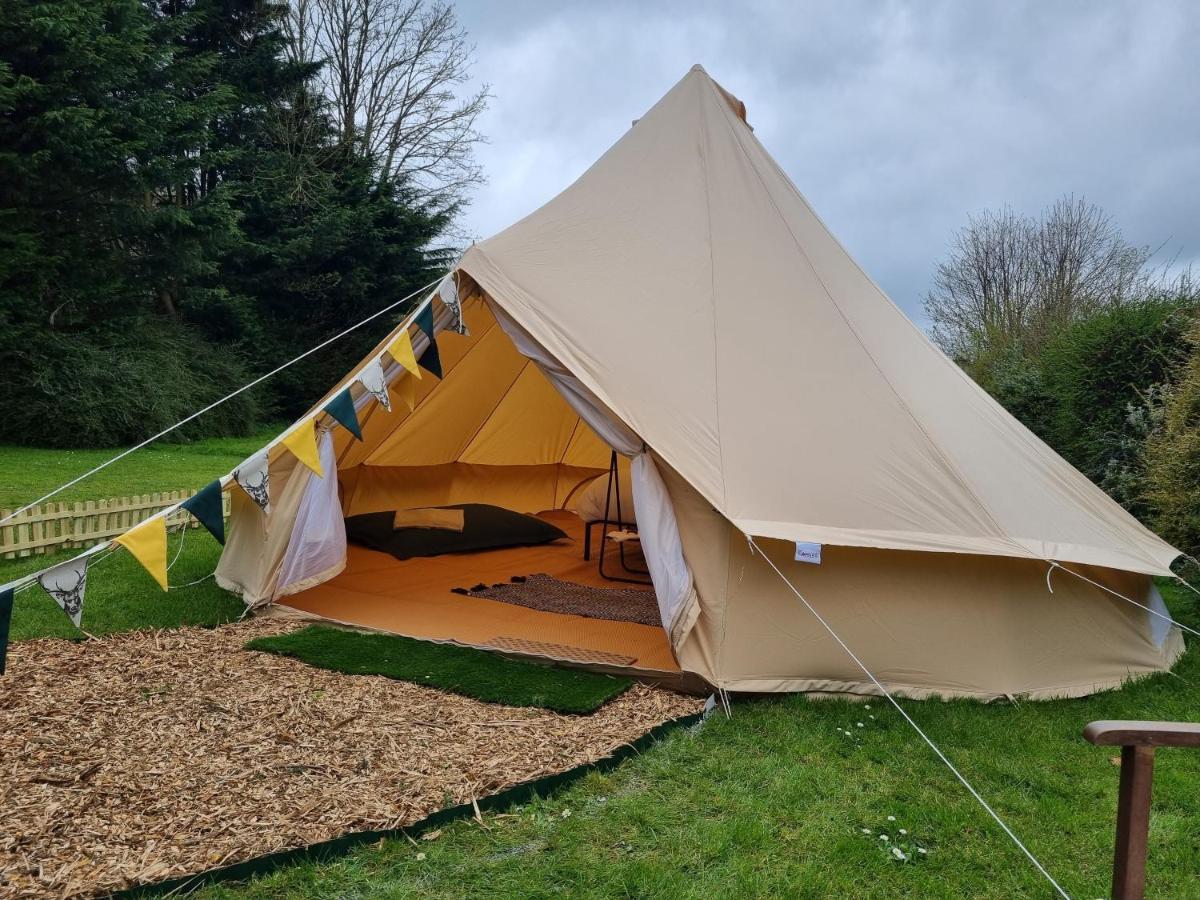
[1047,561,1200,640]
[1172,559,1200,601]
[0,272,448,529]
[745,535,1072,899]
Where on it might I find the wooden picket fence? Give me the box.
[0,490,230,560]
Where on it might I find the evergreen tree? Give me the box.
[0,0,170,331]
[0,0,259,445]
[0,0,457,446]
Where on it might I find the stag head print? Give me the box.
[439,275,468,336]
[235,451,271,514]
[359,358,391,412]
[38,557,89,626]
[241,471,269,508]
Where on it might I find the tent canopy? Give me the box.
[210,65,1184,700]
[459,65,1179,577]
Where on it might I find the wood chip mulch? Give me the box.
[0,619,703,899]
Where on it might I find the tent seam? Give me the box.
[713,95,1026,561]
[696,83,733,689]
[559,415,585,468]
[362,311,500,466]
[454,358,537,462]
[740,126,1170,573]
[698,80,729,513]
[554,413,587,507]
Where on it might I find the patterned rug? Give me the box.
[454,574,662,627]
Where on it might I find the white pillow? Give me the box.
[571,473,636,525]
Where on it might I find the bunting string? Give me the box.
[0,271,449,529]
[1,267,464,628]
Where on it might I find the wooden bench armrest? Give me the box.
[1083,720,1200,748]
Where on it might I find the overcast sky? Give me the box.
[451,0,1199,325]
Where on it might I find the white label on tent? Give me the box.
[794,541,822,565]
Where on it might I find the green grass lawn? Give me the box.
[0,530,241,641]
[7,437,1200,896]
[0,427,283,508]
[0,429,278,638]
[247,625,633,714]
[202,581,1200,899]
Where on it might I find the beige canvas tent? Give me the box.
[214,65,1184,700]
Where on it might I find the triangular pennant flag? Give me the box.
[386,329,421,380]
[324,388,363,441]
[418,339,442,380]
[397,373,417,412]
[0,586,13,675]
[281,419,324,477]
[234,449,271,514]
[357,357,392,413]
[415,302,436,341]
[115,516,169,591]
[38,556,89,628]
[182,479,226,545]
[439,275,468,336]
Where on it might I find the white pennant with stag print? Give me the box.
[38,556,89,627]
[439,275,468,336]
[358,357,391,412]
[234,449,271,514]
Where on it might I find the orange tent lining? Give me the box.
[280,511,679,674]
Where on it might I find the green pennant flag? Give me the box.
[418,339,442,380]
[415,302,436,341]
[325,388,363,441]
[0,587,13,676]
[181,479,225,545]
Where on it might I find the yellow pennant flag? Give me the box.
[115,516,169,591]
[281,419,323,477]
[386,329,422,379]
[396,373,417,412]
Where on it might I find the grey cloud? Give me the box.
[453,0,1200,323]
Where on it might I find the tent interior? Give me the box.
[273,294,683,678]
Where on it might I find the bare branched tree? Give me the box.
[926,196,1152,358]
[284,0,488,210]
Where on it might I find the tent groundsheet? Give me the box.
[278,511,680,675]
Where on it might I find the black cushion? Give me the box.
[345,504,568,560]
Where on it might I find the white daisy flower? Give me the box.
[891,847,908,861]
[887,815,896,821]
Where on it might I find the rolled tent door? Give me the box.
[486,294,702,647]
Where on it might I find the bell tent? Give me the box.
[209,65,1182,700]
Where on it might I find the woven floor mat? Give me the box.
[485,636,637,667]
[457,574,661,627]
